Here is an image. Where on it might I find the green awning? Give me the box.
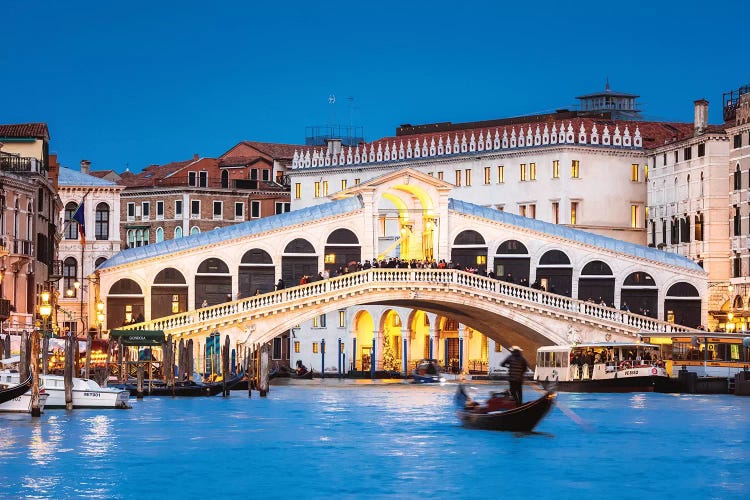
[110,329,165,346]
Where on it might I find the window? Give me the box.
[552,160,560,179]
[571,160,580,178]
[733,254,741,278]
[314,182,321,198]
[272,338,282,360]
[126,202,135,222]
[191,200,200,218]
[63,257,77,297]
[734,206,741,236]
[141,202,150,220]
[698,143,705,157]
[213,201,222,219]
[129,228,149,247]
[465,169,472,186]
[681,216,690,243]
[519,205,526,217]
[734,166,742,191]
[674,151,678,163]
[455,170,462,186]
[552,201,559,224]
[199,171,208,187]
[312,342,319,354]
[661,219,667,245]
[190,226,200,235]
[484,166,491,184]
[338,310,346,328]
[520,163,526,181]
[262,169,271,181]
[95,202,109,240]
[631,164,639,182]
[235,202,244,219]
[251,201,260,218]
[174,226,183,239]
[155,227,164,243]
[644,165,649,182]
[319,314,326,327]
[156,201,164,219]
[570,201,578,225]
[340,179,347,190]
[437,171,444,180]
[497,165,504,183]
[631,205,638,228]
[354,178,360,185]
[663,153,667,166]
[175,200,183,217]
[529,204,536,219]
[275,202,290,214]
[734,134,743,149]
[294,341,300,353]
[188,172,197,186]
[323,181,329,196]
[695,213,703,241]
[295,183,301,199]
[684,147,692,161]
[65,202,79,239]
[529,163,536,181]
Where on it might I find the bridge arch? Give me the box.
[536,249,573,297]
[106,278,143,330]
[324,228,361,275]
[577,260,615,306]
[351,309,375,371]
[493,239,530,283]
[664,281,701,328]
[151,267,188,320]
[239,248,275,297]
[451,230,487,272]
[621,271,658,317]
[282,238,317,284]
[195,258,231,308]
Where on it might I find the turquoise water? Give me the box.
[1,381,749,499]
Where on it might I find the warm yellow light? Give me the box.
[66,288,74,297]
[39,303,52,318]
[476,255,487,265]
[96,300,105,312]
[324,254,336,264]
[74,281,81,290]
[728,312,734,321]
[97,312,105,324]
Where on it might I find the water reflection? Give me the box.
[80,414,114,458]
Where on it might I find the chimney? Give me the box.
[325,138,342,156]
[80,159,91,175]
[193,154,199,161]
[694,99,709,135]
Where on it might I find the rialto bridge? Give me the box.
[98,169,706,373]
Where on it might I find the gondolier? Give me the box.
[502,346,529,406]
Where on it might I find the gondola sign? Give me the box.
[109,329,165,346]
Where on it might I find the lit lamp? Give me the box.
[39,292,52,320]
[125,304,133,324]
[324,253,336,264]
[96,300,105,327]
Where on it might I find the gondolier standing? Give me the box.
[502,346,529,406]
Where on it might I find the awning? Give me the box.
[109,329,165,346]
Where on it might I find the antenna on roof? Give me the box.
[605,77,610,91]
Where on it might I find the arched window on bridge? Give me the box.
[152,268,188,319]
[621,271,658,319]
[451,230,487,273]
[195,258,231,308]
[282,238,317,285]
[536,250,572,297]
[493,240,529,284]
[107,278,144,329]
[240,249,275,297]
[325,229,361,275]
[664,282,701,328]
[577,260,614,306]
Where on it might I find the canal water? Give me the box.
[1,380,749,499]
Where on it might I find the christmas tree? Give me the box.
[381,333,399,371]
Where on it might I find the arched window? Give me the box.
[155,227,164,243]
[64,202,79,239]
[95,257,107,268]
[174,226,183,239]
[190,226,200,235]
[95,202,109,240]
[63,257,78,297]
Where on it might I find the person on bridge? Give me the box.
[502,346,529,406]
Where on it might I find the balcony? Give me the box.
[0,154,45,173]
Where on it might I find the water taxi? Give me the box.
[534,342,668,392]
[0,371,130,409]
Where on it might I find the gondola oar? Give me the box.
[531,382,593,432]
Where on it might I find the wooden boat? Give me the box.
[110,376,238,397]
[454,384,556,432]
[0,374,32,405]
[411,359,444,383]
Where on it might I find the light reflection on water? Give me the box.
[0,382,749,499]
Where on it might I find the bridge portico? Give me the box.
[98,168,706,373]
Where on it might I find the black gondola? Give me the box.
[111,374,242,397]
[0,374,33,405]
[454,384,556,432]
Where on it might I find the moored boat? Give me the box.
[0,370,130,409]
[534,342,669,392]
[454,384,556,432]
[0,389,49,413]
[0,374,32,405]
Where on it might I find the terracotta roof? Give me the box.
[0,123,49,140]
[238,141,299,160]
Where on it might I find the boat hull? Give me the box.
[540,375,667,393]
[0,392,49,413]
[456,388,556,432]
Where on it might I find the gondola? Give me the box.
[111,374,242,397]
[454,384,556,432]
[0,374,32,405]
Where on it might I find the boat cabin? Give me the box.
[535,342,664,382]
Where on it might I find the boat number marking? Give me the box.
[624,370,640,376]
[83,392,101,397]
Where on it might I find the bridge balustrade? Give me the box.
[118,269,697,338]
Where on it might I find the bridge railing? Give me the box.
[118,268,698,336]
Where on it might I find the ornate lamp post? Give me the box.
[32,291,52,417]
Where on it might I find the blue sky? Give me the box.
[3,1,748,173]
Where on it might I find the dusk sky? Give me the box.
[4,1,748,173]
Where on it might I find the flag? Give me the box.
[72,203,85,245]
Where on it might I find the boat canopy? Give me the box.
[537,342,659,352]
[110,329,165,346]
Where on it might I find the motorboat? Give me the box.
[454,384,555,432]
[0,370,130,409]
[411,359,444,383]
[534,342,669,392]
[0,386,49,414]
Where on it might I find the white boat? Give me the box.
[0,371,131,409]
[0,390,49,413]
[534,342,669,392]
